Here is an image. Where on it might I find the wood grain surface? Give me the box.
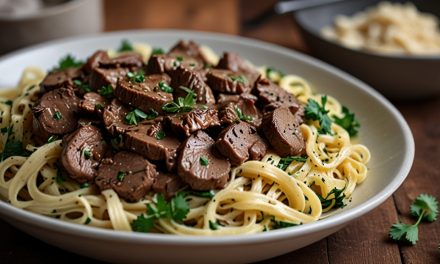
[1,0,439,263]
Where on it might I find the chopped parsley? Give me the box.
[390,194,438,245]
[117,39,133,52]
[235,107,253,122]
[162,87,196,113]
[304,95,332,135]
[209,220,219,230]
[333,106,360,137]
[127,70,145,83]
[110,134,123,150]
[125,108,158,125]
[55,170,65,184]
[158,81,173,93]
[184,190,215,199]
[0,127,11,135]
[53,54,84,71]
[151,48,165,55]
[131,192,190,233]
[80,182,89,189]
[265,66,285,80]
[318,188,346,209]
[82,148,91,160]
[271,218,299,229]
[47,135,58,143]
[99,85,114,98]
[73,79,91,93]
[199,156,209,166]
[229,75,247,84]
[277,156,307,170]
[0,140,31,161]
[52,111,62,121]
[2,100,13,106]
[116,171,126,182]
[94,103,104,110]
[84,217,92,225]
[155,131,166,140]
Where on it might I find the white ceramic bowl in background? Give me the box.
[0,30,414,263]
[0,0,103,54]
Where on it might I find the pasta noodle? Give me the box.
[0,45,370,235]
[321,2,440,55]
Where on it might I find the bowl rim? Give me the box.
[0,0,94,21]
[0,29,415,245]
[292,4,440,61]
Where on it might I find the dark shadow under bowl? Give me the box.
[293,0,440,100]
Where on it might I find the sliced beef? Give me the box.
[170,67,215,105]
[152,172,187,199]
[83,50,110,73]
[177,130,230,190]
[124,122,180,172]
[206,69,254,94]
[79,92,107,116]
[102,99,132,136]
[89,67,130,91]
[218,93,261,127]
[147,54,204,74]
[40,67,82,93]
[217,94,240,105]
[215,121,267,166]
[261,107,305,156]
[217,52,258,76]
[114,74,173,115]
[32,88,79,143]
[61,125,106,183]
[99,52,143,69]
[169,40,208,63]
[95,151,157,202]
[253,77,301,113]
[166,107,220,137]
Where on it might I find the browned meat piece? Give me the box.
[61,125,106,183]
[152,172,187,199]
[89,67,130,91]
[102,99,132,136]
[32,88,79,143]
[217,94,240,104]
[206,69,255,94]
[261,107,305,156]
[177,131,230,190]
[114,74,173,115]
[218,93,261,127]
[170,67,215,105]
[79,92,107,116]
[95,151,157,202]
[99,52,144,69]
[147,54,204,74]
[124,122,180,172]
[83,50,110,73]
[215,121,268,166]
[166,108,220,137]
[253,77,301,113]
[217,52,258,76]
[169,40,208,63]
[39,67,82,93]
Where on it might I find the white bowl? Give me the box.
[0,30,414,263]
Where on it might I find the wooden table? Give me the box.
[1,0,439,263]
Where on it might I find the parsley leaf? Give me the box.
[333,106,360,137]
[272,218,299,229]
[82,148,91,160]
[199,156,209,166]
[184,190,215,199]
[131,193,190,233]
[117,39,133,52]
[266,66,285,81]
[318,188,346,209]
[209,220,219,230]
[53,54,84,71]
[0,140,31,161]
[389,194,438,245]
[52,111,62,121]
[73,79,91,93]
[116,171,126,182]
[162,86,196,113]
[277,156,307,170]
[304,96,333,135]
[125,108,158,125]
[99,85,114,98]
[158,81,173,93]
[229,75,247,84]
[151,48,165,55]
[127,70,145,83]
[155,130,166,140]
[235,107,253,122]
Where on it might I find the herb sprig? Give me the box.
[53,54,84,71]
[333,106,360,137]
[390,194,438,245]
[304,96,333,135]
[0,140,31,161]
[235,107,253,122]
[162,87,196,113]
[125,108,158,125]
[117,39,134,52]
[277,156,307,170]
[317,188,346,209]
[127,70,145,83]
[131,193,190,233]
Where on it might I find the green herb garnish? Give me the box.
[82,148,91,160]
[230,75,247,84]
[266,66,285,80]
[185,190,215,199]
[235,107,253,122]
[152,48,165,55]
[0,127,11,135]
[117,39,134,52]
[2,100,13,106]
[99,85,114,98]
[117,171,126,182]
[84,217,91,225]
[131,193,190,233]
[52,111,62,121]
[155,131,166,140]
[390,194,438,245]
[304,96,332,135]
[80,183,89,189]
[127,70,145,83]
[95,103,104,110]
[161,87,196,113]
[317,188,346,209]
[53,54,84,71]
[272,218,299,229]
[158,81,173,93]
[73,79,91,93]
[277,156,307,170]
[199,156,209,166]
[333,106,360,137]
[125,108,158,125]
[0,140,31,161]
[209,220,219,230]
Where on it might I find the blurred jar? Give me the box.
[0,0,103,54]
